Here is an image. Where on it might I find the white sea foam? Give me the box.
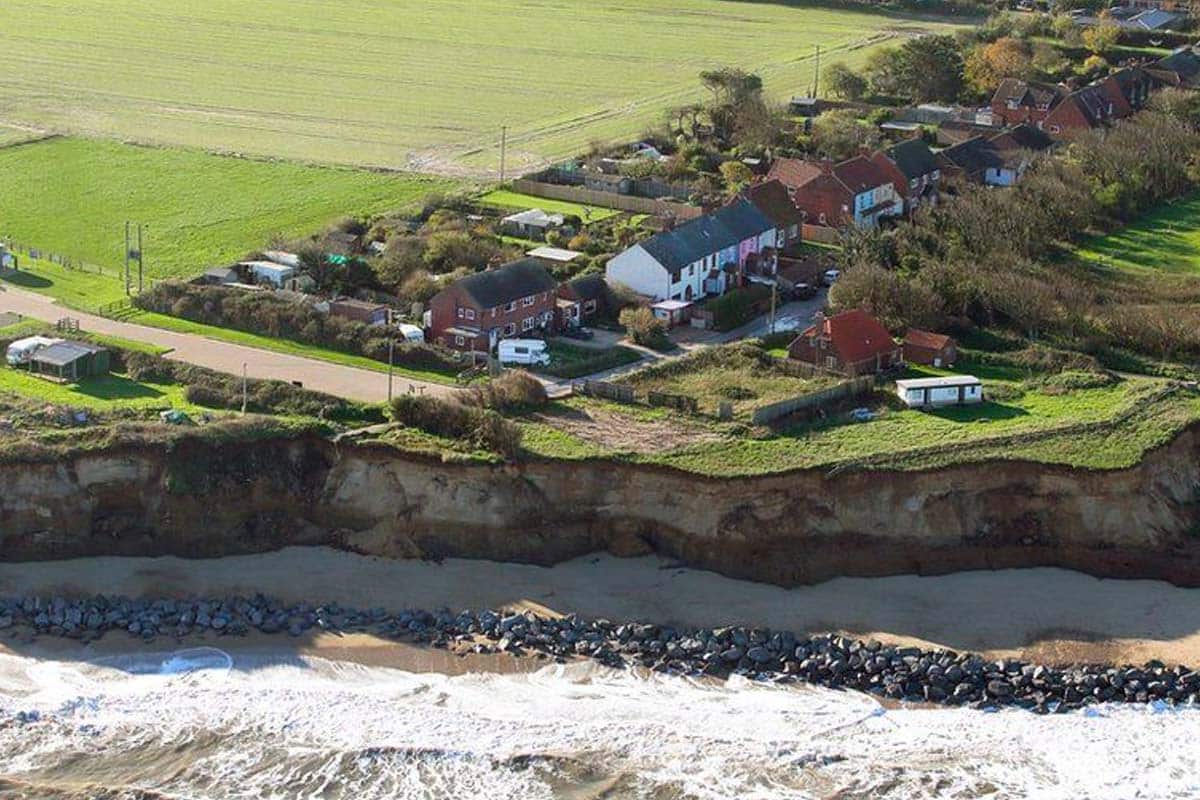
[0,650,1196,799]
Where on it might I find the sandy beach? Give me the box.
[0,547,1197,667]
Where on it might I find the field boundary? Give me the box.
[511,180,704,219]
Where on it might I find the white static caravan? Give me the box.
[6,336,64,366]
[894,375,983,409]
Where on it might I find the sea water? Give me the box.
[0,648,1196,799]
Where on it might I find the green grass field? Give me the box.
[0,0,960,174]
[480,191,624,223]
[0,137,455,283]
[519,361,1193,474]
[0,367,193,413]
[1077,194,1200,274]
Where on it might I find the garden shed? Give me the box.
[29,341,110,382]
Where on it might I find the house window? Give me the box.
[504,323,516,336]
[523,296,536,307]
[818,213,827,224]
[522,316,535,331]
[465,309,476,321]
[455,335,465,346]
[584,299,597,313]
[1007,99,1019,110]
[456,308,465,319]
[506,301,517,312]
[825,356,838,370]
[1049,125,1061,134]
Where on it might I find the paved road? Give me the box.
[0,286,455,403]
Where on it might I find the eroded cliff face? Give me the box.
[2,429,1199,587]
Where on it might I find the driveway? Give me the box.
[0,286,456,403]
[717,289,828,343]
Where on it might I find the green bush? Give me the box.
[388,394,522,458]
[466,370,548,413]
[705,285,770,332]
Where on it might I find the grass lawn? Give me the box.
[0,367,193,413]
[519,356,1196,474]
[622,346,838,418]
[1076,194,1200,274]
[0,257,129,310]
[0,138,456,282]
[0,0,961,173]
[479,191,623,224]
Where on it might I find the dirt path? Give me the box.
[0,285,456,402]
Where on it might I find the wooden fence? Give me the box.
[573,379,636,403]
[647,391,699,413]
[3,241,121,279]
[750,376,876,426]
[512,180,704,220]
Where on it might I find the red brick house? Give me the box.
[769,156,901,230]
[903,329,958,368]
[788,309,902,376]
[989,79,1067,128]
[428,258,560,352]
[556,274,608,327]
[739,179,805,248]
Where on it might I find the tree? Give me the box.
[1082,16,1121,56]
[719,160,754,192]
[824,62,868,101]
[619,306,668,347]
[810,109,881,161]
[896,35,966,103]
[699,68,763,106]
[964,37,1033,96]
[864,46,907,98]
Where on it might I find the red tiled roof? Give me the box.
[766,158,823,190]
[800,309,896,365]
[740,179,804,228]
[904,328,953,351]
[832,156,890,194]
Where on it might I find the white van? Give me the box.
[6,336,63,366]
[498,338,550,366]
[396,323,425,344]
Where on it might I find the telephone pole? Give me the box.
[812,45,822,98]
[136,224,145,294]
[499,125,508,184]
[123,222,131,296]
[387,337,395,403]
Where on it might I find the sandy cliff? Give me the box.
[2,428,1199,587]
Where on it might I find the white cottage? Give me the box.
[605,198,777,303]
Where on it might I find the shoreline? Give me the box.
[1,548,1199,666]
[0,549,1198,712]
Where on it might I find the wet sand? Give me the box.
[0,547,1198,666]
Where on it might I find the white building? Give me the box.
[894,375,983,408]
[605,198,777,303]
[241,260,296,288]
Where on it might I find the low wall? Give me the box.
[512,180,704,219]
[751,376,875,425]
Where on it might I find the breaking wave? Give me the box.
[0,648,1196,798]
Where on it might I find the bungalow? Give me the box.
[428,258,560,352]
[557,274,608,326]
[329,298,389,326]
[787,156,903,229]
[870,138,941,214]
[938,125,1053,187]
[1150,45,1200,89]
[605,197,776,303]
[527,246,584,271]
[894,375,983,408]
[787,309,902,376]
[903,329,958,368]
[739,179,804,249]
[241,261,295,288]
[29,341,110,383]
[500,209,565,240]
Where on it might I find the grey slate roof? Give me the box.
[456,258,558,309]
[32,341,104,367]
[938,137,1002,177]
[565,274,607,303]
[884,138,939,180]
[638,198,775,276]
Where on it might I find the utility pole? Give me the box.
[136,224,144,294]
[812,45,822,98]
[123,221,131,296]
[241,362,248,415]
[768,281,778,335]
[499,125,508,185]
[387,337,395,403]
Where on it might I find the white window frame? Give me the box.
[522,296,535,307]
[455,335,465,346]
[584,299,597,313]
[521,316,535,331]
[456,308,465,319]
[465,308,476,321]
[506,301,517,312]
[504,323,516,336]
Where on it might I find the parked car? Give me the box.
[498,338,551,366]
[849,407,876,422]
[823,269,841,286]
[561,326,594,341]
[790,282,817,301]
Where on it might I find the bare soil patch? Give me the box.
[534,405,720,452]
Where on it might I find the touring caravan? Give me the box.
[498,338,550,366]
[6,336,64,366]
